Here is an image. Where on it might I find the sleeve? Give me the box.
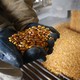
[24,0,35,7]
[0,15,10,30]
[0,0,39,31]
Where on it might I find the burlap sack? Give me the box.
[70,11,80,33]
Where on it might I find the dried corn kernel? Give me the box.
[9,25,54,54]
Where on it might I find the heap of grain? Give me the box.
[42,11,80,80]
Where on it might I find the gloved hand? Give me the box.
[0,27,23,67]
[22,23,60,63]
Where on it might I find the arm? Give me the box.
[0,0,38,30]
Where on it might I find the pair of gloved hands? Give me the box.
[0,23,59,68]
[0,0,59,68]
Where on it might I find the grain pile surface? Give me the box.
[42,23,80,80]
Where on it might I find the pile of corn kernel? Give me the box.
[9,25,54,53]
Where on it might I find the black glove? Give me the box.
[22,23,60,63]
[23,47,46,63]
[0,27,23,68]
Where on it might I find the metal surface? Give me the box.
[21,61,70,80]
